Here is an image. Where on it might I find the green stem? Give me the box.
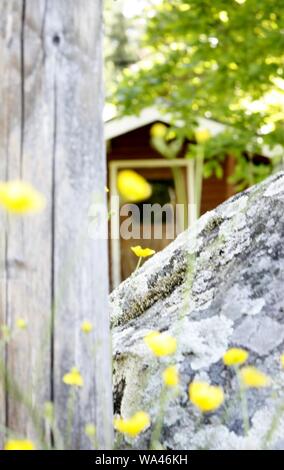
[150,387,168,450]
[0,356,49,449]
[194,146,204,218]
[235,366,249,436]
[262,401,284,449]
[135,257,142,272]
[113,432,124,450]
[172,167,188,229]
[45,415,65,450]
[66,388,76,450]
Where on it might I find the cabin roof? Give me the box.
[104,106,282,159]
[104,107,225,141]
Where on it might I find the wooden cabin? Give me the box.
[105,107,270,288]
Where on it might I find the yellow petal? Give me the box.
[131,245,155,258]
[4,439,35,450]
[162,365,179,387]
[144,331,177,357]
[189,381,224,413]
[240,367,271,388]
[114,411,150,438]
[16,318,28,330]
[81,321,93,334]
[117,170,152,203]
[85,424,96,437]
[0,180,45,214]
[63,367,84,387]
[223,348,248,366]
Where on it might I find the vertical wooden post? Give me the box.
[0,0,53,445]
[109,162,121,289]
[187,159,197,226]
[0,0,113,449]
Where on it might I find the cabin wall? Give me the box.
[107,123,232,213]
[107,123,234,282]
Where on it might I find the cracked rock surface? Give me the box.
[110,172,284,450]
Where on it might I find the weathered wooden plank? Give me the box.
[0,0,26,446]
[2,0,53,445]
[46,0,113,449]
[0,0,112,449]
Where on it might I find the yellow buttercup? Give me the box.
[0,180,45,214]
[162,365,179,388]
[189,381,224,413]
[223,348,248,366]
[240,367,271,388]
[16,318,28,330]
[117,170,152,203]
[131,246,155,258]
[144,331,177,357]
[62,367,84,387]
[114,411,150,438]
[4,439,35,450]
[81,321,93,334]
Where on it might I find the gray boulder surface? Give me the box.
[110,172,284,450]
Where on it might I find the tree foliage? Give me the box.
[115,0,284,188]
[104,0,142,99]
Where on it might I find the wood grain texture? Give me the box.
[0,0,112,449]
[0,0,53,444]
[45,0,113,450]
[0,0,28,445]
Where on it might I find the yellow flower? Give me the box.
[105,186,109,193]
[117,170,152,203]
[223,348,248,367]
[81,321,93,334]
[114,411,150,438]
[281,354,284,368]
[189,381,224,413]
[144,331,177,357]
[150,123,168,138]
[240,367,271,388]
[162,365,179,388]
[4,439,35,450]
[194,128,211,144]
[0,180,46,214]
[62,367,84,387]
[85,423,96,438]
[16,318,27,330]
[131,246,155,258]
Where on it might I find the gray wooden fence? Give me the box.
[0,0,113,449]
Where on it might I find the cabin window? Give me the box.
[134,179,175,224]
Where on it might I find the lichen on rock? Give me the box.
[110,172,284,450]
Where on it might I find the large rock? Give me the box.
[110,172,284,450]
